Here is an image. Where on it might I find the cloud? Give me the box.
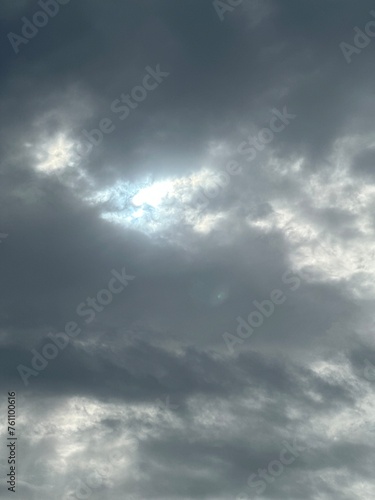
[1,0,375,498]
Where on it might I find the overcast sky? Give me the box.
[1,1,375,499]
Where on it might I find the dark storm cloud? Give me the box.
[2,0,373,182]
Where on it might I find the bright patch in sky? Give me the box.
[26,132,82,176]
[132,180,173,207]
[246,143,375,297]
[86,169,224,234]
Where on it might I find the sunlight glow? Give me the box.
[132,180,173,207]
[34,133,77,173]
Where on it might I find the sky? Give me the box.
[1,0,375,499]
